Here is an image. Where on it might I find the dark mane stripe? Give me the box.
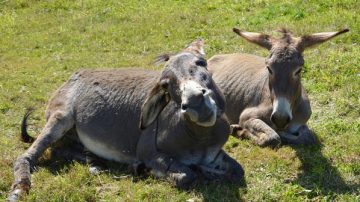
[153,53,175,66]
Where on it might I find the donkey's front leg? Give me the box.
[200,150,244,184]
[279,125,317,145]
[240,118,281,148]
[146,153,197,189]
[235,107,281,148]
[8,112,73,202]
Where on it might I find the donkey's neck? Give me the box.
[183,118,217,141]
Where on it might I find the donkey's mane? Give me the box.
[153,53,175,66]
[277,28,294,44]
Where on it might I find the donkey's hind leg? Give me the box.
[8,111,74,202]
[52,143,108,175]
[85,150,108,175]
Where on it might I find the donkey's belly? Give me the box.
[77,129,137,164]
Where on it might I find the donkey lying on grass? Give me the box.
[8,39,244,201]
[208,28,349,147]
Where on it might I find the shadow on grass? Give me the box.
[191,178,247,202]
[132,167,247,202]
[36,142,247,201]
[36,144,88,175]
[291,141,359,198]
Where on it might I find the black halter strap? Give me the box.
[154,117,160,152]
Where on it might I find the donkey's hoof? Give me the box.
[230,124,241,134]
[7,188,22,202]
[89,166,103,175]
[227,164,245,184]
[170,171,197,190]
[8,180,30,202]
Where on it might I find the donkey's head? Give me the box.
[140,39,226,129]
[233,28,349,129]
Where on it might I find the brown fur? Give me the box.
[209,28,348,147]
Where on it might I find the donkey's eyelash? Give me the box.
[294,68,302,75]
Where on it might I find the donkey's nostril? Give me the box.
[181,104,188,110]
[201,89,206,94]
[286,116,291,125]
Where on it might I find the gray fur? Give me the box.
[8,40,243,201]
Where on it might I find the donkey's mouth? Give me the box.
[182,107,217,127]
[196,111,217,127]
[198,109,215,123]
[181,93,218,127]
[193,105,217,127]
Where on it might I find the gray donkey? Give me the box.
[8,39,244,201]
[208,28,349,147]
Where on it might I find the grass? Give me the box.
[0,0,359,201]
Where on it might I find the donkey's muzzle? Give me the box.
[181,92,217,127]
[270,113,291,130]
[271,97,292,130]
[180,80,217,127]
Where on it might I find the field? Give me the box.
[0,0,359,201]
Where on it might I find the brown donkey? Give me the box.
[208,28,349,147]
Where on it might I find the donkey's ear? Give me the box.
[233,28,274,50]
[153,53,175,66]
[184,38,205,57]
[296,28,349,52]
[140,79,170,130]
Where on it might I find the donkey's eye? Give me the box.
[195,59,207,67]
[267,66,273,75]
[159,79,170,89]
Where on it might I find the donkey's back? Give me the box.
[46,69,160,162]
[209,53,269,124]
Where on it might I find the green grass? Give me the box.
[0,0,359,201]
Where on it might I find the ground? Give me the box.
[0,0,359,201]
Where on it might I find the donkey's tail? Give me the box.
[21,108,35,143]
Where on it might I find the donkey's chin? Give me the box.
[182,109,217,127]
[195,111,217,127]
